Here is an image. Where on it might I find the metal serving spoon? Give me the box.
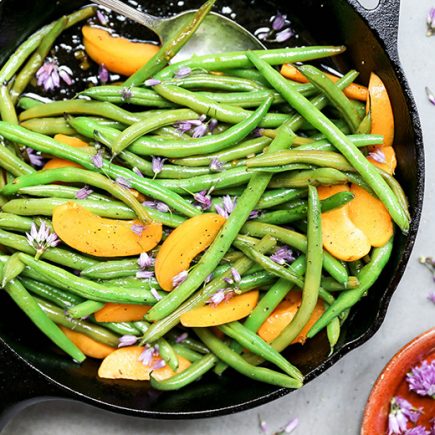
[92,0,265,61]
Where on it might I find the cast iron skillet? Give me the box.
[0,0,424,426]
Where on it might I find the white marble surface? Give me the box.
[3,0,435,433]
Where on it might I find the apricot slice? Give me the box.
[281,64,368,101]
[348,184,393,248]
[52,202,162,257]
[82,26,160,76]
[155,213,226,291]
[257,291,325,345]
[43,134,90,169]
[43,158,83,170]
[367,145,397,175]
[180,291,259,327]
[98,346,191,381]
[94,303,151,323]
[368,72,394,148]
[318,185,371,261]
[60,326,115,359]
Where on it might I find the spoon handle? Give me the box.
[92,0,163,37]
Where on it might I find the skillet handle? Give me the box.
[349,0,401,57]
[0,343,71,430]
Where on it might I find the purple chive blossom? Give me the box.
[404,427,429,435]
[118,335,138,348]
[208,289,226,306]
[175,121,194,134]
[406,360,435,398]
[152,157,166,176]
[252,127,264,138]
[272,12,286,31]
[142,200,170,213]
[369,148,386,164]
[138,252,154,269]
[136,270,155,279]
[144,78,161,86]
[131,224,145,236]
[224,277,234,285]
[132,167,144,177]
[139,344,159,366]
[388,397,423,435]
[231,268,241,283]
[36,59,73,91]
[427,7,435,36]
[205,273,214,284]
[271,246,295,265]
[96,9,108,25]
[426,87,435,105]
[26,148,44,167]
[193,190,212,210]
[121,87,133,101]
[152,359,166,370]
[172,270,188,287]
[208,118,218,133]
[192,123,208,138]
[175,66,192,78]
[249,210,262,220]
[175,332,188,343]
[98,64,110,84]
[92,150,103,168]
[276,27,294,43]
[151,288,162,301]
[276,418,299,434]
[115,176,132,189]
[209,158,224,172]
[75,186,93,199]
[215,195,237,218]
[427,291,435,304]
[258,415,268,434]
[26,222,60,259]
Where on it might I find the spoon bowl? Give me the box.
[92,0,265,61]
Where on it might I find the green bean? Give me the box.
[0,228,97,270]
[223,68,271,87]
[79,86,173,108]
[17,185,111,201]
[67,300,105,319]
[170,343,203,362]
[156,46,346,81]
[321,276,359,291]
[0,7,95,84]
[0,121,201,217]
[242,221,348,284]
[194,328,302,389]
[379,169,411,222]
[20,118,78,135]
[153,83,288,128]
[2,167,152,223]
[2,198,184,228]
[17,95,49,110]
[20,100,152,125]
[0,85,19,125]
[146,122,294,322]
[197,90,285,108]
[219,321,303,381]
[98,320,141,337]
[255,188,306,210]
[35,297,119,347]
[326,316,341,354]
[158,337,180,371]
[247,52,409,233]
[150,353,217,391]
[3,277,85,362]
[247,150,355,172]
[244,256,306,333]
[10,17,68,103]
[100,276,161,290]
[0,212,38,232]
[271,185,322,351]
[16,253,164,304]
[170,136,271,167]
[308,237,393,337]
[142,236,276,341]
[124,0,216,87]
[0,142,34,176]
[1,253,25,287]
[269,168,349,188]
[348,260,364,277]
[298,65,361,132]
[70,96,273,158]
[166,331,210,354]
[356,112,371,134]
[113,109,200,154]
[81,258,142,280]
[20,276,84,308]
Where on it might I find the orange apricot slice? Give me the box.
[94,303,152,323]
